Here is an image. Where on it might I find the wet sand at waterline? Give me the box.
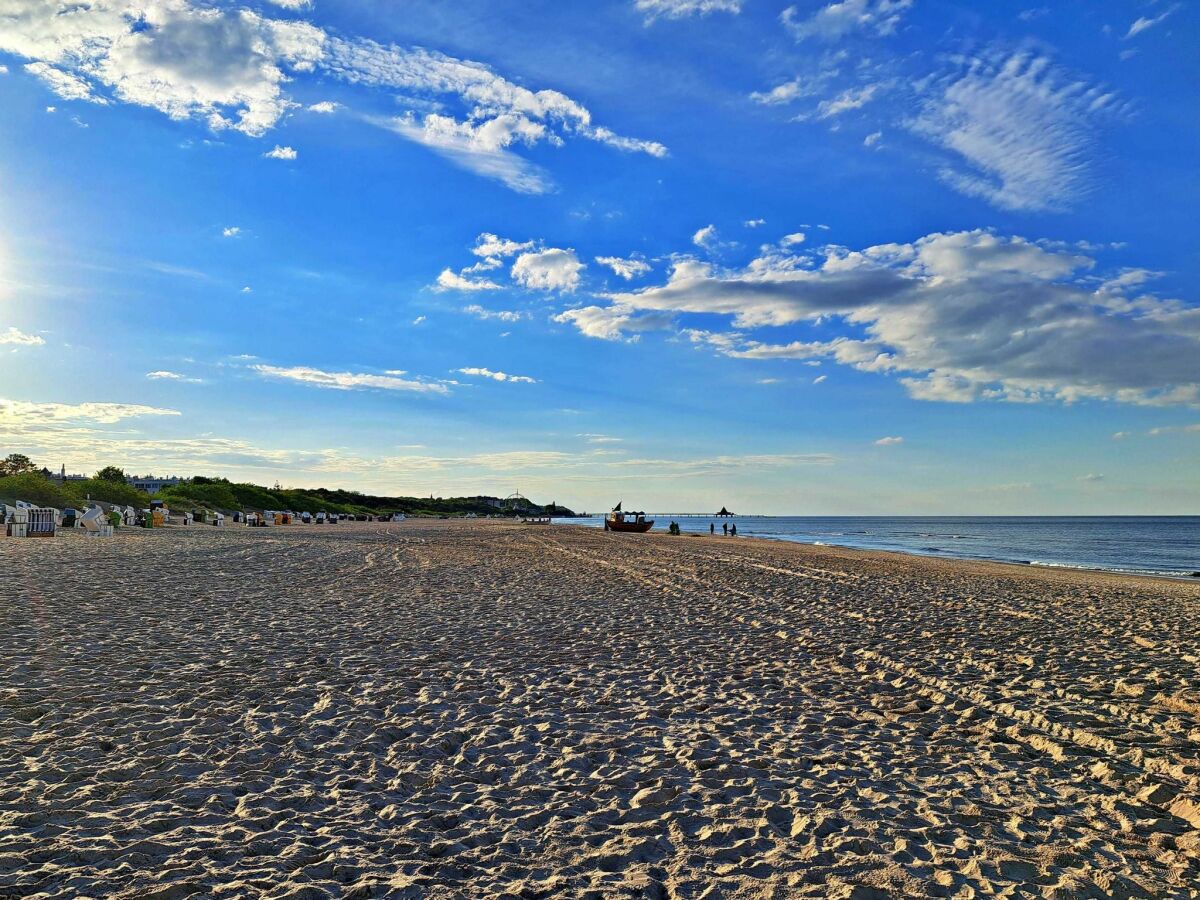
[3,521,1199,898]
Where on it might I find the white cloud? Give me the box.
[370,112,553,194]
[23,61,101,102]
[0,327,44,346]
[553,305,674,341]
[267,0,312,9]
[333,40,664,191]
[222,226,241,238]
[580,229,1200,408]
[579,433,623,443]
[817,84,879,118]
[613,453,835,473]
[1111,431,1130,440]
[744,218,766,228]
[783,0,913,41]
[864,130,882,147]
[1148,424,1200,436]
[307,100,339,113]
[412,315,426,325]
[813,374,827,384]
[435,268,502,292]
[636,0,741,21]
[911,49,1125,211]
[2,1,325,136]
[1097,268,1162,295]
[512,248,584,292]
[241,286,253,293]
[472,233,533,259]
[264,145,297,160]
[595,255,652,280]
[0,1,664,191]
[751,77,818,106]
[781,232,806,246]
[1126,5,1179,39]
[252,364,448,393]
[875,436,903,445]
[1077,473,1104,482]
[693,224,720,249]
[0,398,180,426]
[463,304,523,322]
[457,367,536,383]
[146,370,202,382]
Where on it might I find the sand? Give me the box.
[2,519,1199,898]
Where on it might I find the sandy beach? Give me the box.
[3,519,1199,898]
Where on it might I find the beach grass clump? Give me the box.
[0,473,83,509]
[0,472,150,510]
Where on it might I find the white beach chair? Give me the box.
[80,507,114,538]
[27,507,57,537]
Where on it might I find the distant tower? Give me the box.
[60,464,66,481]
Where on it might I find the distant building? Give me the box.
[470,496,505,509]
[47,465,88,483]
[126,474,184,494]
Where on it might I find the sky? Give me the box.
[1,0,1197,515]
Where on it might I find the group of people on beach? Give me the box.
[710,522,736,536]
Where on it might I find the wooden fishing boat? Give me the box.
[604,502,653,533]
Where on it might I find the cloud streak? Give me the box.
[457,367,537,383]
[252,364,449,393]
[636,0,741,22]
[783,0,913,41]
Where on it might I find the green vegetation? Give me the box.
[0,472,81,508]
[0,454,38,477]
[157,478,556,517]
[0,463,572,518]
[0,472,150,510]
[72,478,150,508]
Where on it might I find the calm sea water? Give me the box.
[556,516,1200,578]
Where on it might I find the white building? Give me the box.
[126,474,184,494]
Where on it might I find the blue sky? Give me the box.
[1,0,1197,514]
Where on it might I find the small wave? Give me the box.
[1030,560,1192,577]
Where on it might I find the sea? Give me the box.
[556,515,1200,578]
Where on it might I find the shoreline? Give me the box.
[553,519,1200,585]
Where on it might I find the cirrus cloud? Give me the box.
[457,367,537,384]
[911,49,1127,212]
[783,0,913,41]
[636,0,741,22]
[252,364,449,393]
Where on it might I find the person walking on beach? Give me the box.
[723,522,728,536]
[710,522,715,535]
[731,523,737,537]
